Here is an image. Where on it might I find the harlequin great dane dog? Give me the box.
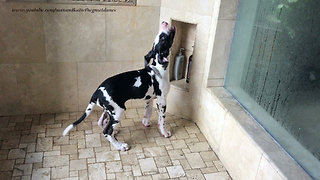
[63,21,175,151]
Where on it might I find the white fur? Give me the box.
[133,77,142,87]
[154,34,160,46]
[142,99,154,127]
[106,135,130,151]
[63,124,73,136]
[96,98,101,107]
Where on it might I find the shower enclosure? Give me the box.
[225,0,320,178]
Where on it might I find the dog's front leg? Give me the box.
[142,99,154,127]
[156,96,171,137]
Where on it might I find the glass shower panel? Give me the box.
[225,0,320,178]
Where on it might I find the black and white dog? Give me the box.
[63,22,176,151]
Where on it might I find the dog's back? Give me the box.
[94,67,154,109]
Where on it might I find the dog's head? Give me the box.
[145,21,176,66]
[150,53,170,72]
[154,21,176,60]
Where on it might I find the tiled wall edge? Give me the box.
[199,87,312,180]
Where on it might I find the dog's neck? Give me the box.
[147,63,169,79]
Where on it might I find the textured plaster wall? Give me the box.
[0,1,160,116]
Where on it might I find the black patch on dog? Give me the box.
[106,105,114,112]
[106,105,115,115]
[144,44,155,66]
[145,95,151,100]
[155,33,173,58]
[162,105,167,112]
[90,91,99,103]
[103,121,113,135]
[73,113,86,126]
[151,60,156,66]
[162,63,169,70]
[103,115,118,135]
[152,75,162,96]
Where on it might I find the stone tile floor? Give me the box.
[0,101,231,180]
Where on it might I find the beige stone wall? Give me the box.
[207,0,237,87]
[0,1,160,115]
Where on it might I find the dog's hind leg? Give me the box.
[142,99,153,127]
[97,109,108,128]
[156,96,171,138]
[102,107,129,151]
[98,110,119,134]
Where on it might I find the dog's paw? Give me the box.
[162,130,171,138]
[119,143,130,151]
[142,119,151,127]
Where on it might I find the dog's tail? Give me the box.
[63,102,95,136]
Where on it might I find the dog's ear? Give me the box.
[144,50,155,67]
[144,45,156,67]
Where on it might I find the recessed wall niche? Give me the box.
[169,20,197,88]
